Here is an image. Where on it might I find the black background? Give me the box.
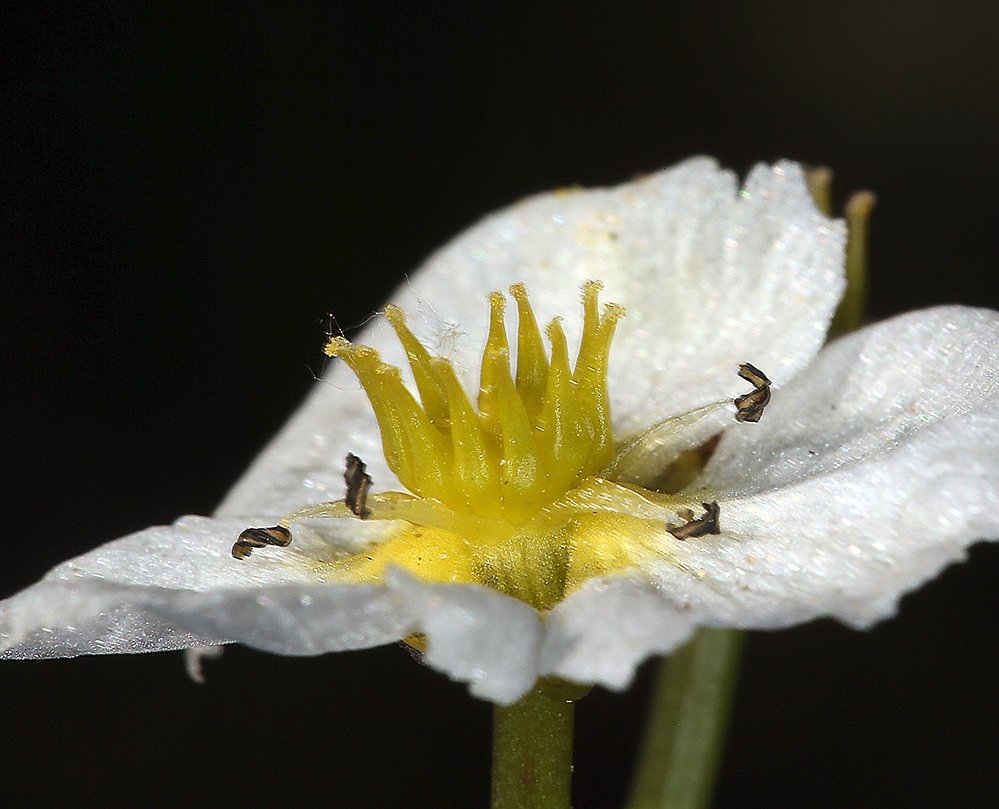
[3,4,998,807]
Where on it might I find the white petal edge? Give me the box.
[646,306,999,629]
[385,569,543,704]
[541,575,698,691]
[0,515,543,703]
[219,158,845,518]
[0,516,408,658]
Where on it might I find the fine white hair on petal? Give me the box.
[541,575,698,691]
[648,306,999,630]
[219,159,845,518]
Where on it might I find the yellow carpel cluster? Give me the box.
[310,283,686,610]
[325,282,623,525]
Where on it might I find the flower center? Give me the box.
[326,281,622,525]
[243,283,736,611]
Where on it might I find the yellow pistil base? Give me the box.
[304,283,684,611]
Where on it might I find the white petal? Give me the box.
[0,516,542,703]
[653,306,999,628]
[220,159,845,516]
[0,516,409,658]
[386,569,542,704]
[541,575,697,691]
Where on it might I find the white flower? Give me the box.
[2,158,997,705]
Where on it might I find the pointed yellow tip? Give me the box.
[602,301,627,324]
[324,335,351,358]
[509,282,528,301]
[376,362,403,382]
[545,315,566,339]
[846,189,877,219]
[384,304,406,327]
[487,290,506,315]
[328,339,383,375]
[333,283,621,524]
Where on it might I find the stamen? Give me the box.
[666,501,721,540]
[231,525,292,560]
[734,363,772,422]
[239,283,710,612]
[604,401,730,485]
[344,453,373,518]
[608,363,773,485]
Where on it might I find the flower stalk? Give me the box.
[830,190,876,337]
[625,629,744,809]
[491,684,578,809]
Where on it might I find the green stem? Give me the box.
[830,190,876,338]
[625,628,744,809]
[491,684,576,809]
[804,165,834,217]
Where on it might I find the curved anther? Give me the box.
[734,363,772,423]
[231,525,292,560]
[344,452,373,518]
[666,501,720,540]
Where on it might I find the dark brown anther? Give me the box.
[344,452,373,518]
[667,501,721,540]
[734,363,772,423]
[231,525,292,560]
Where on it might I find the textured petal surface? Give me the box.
[0,516,545,702]
[641,306,999,629]
[220,159,845,517]
[386,569,542,704]
[541,575,697,690]
[0,516,408,657]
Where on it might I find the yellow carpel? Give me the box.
[314,283,681,611]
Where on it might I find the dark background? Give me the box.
[3,4,998,807]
